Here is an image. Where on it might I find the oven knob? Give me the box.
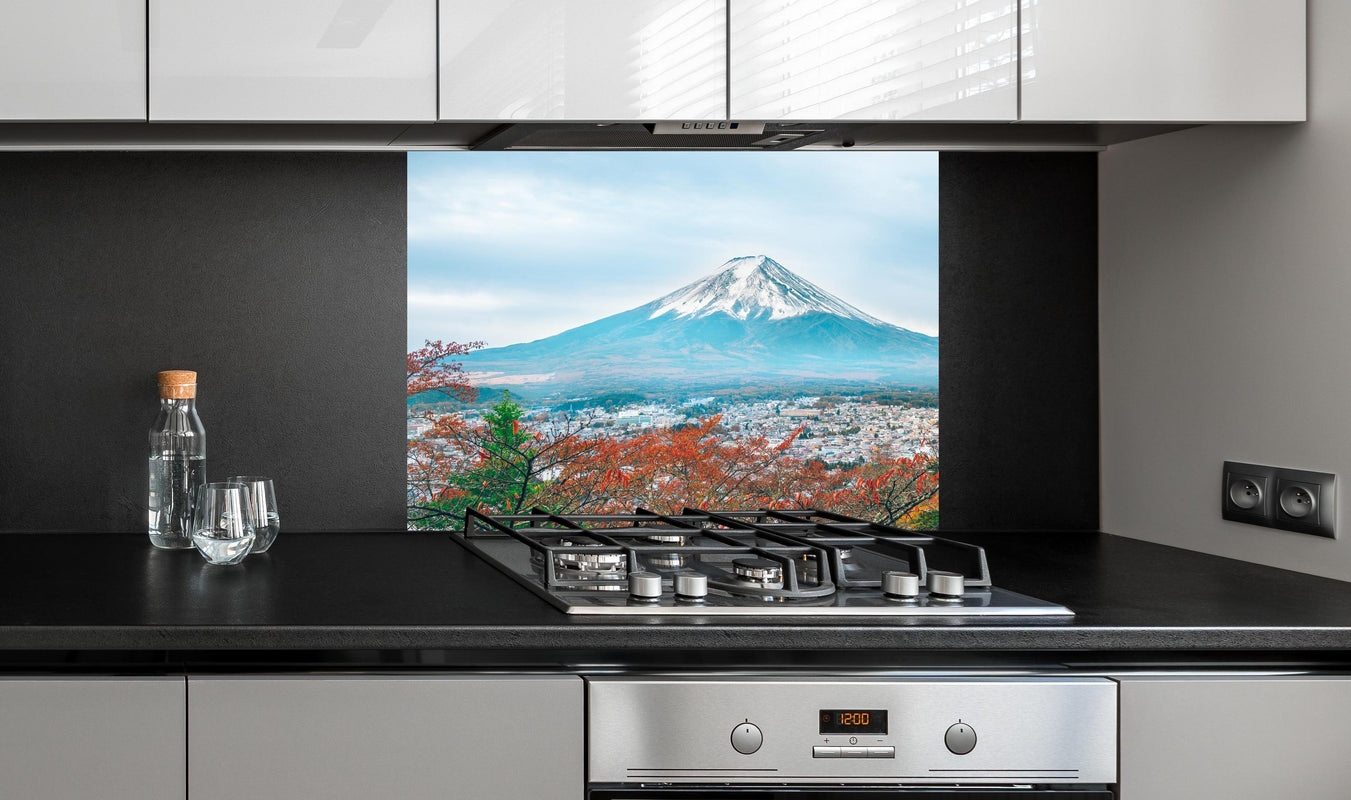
[927,570,966,598]
[674,571,708,599]
[882,571,920,598]
[944,721,977,755]
[628,571,663,600]
[730,720,763,754]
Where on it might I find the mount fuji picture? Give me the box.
[456,255,938,396]
[407,151,939,529]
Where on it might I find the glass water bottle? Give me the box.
[148,370,206,549]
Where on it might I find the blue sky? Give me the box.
[408,151,938,350]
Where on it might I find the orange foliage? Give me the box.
[407,344,938,529]
[527,415,936,528]
[407,339,482,402]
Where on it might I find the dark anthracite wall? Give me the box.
[940,152,1099,530]
[0,153,407,532]
[0,151,1096,533]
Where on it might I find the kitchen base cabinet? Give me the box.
[188,675,583,800]
[0,677,186,799]
[1116,677,1351,799]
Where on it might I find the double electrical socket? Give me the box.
[1222,461,1337,539]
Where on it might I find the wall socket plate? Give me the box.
[1223,461,1336,539]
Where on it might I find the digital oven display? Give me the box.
[819,709,888,735]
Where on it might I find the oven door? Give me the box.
[588,788,1115,799]
[588,678,1118,797]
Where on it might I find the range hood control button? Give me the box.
[945,722,977,755]
[731,721,762,754]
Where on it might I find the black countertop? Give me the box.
[2,531,1351,668]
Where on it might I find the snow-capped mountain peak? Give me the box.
[646,255,891,326]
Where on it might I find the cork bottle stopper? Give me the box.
[158,370,197,399]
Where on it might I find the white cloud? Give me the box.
[408,172,623,244]
[407,289,518,311]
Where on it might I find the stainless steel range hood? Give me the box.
[0,120,1194,151]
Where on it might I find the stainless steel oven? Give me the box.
[586,677,1116,799]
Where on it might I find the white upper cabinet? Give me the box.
[0,0,146,120]
[150,0,437,122]
[1021,0,1307,122]
[730,0,1017,121]
[439,0,727,121]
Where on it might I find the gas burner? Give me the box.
[732,557,784,585]
[646,551,687,570]
[553,538,627,579]
[643,533,688,545]
[555,550,626,573]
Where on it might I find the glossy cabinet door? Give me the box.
[189,675,584,800]
[439,0,726,121]
[1022,0,1306,122]
[150,0,436,121]
[0,677,186,799]
[0,0,146,120]
[730,0,1017,121]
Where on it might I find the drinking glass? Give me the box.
[228,476,280,553]
[190,482,256,565]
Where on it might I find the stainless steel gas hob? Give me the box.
[455,508,1072,617]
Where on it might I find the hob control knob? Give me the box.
[674,571,708,599]
[882,571,920,598]
[945,721,977,755]
[730,721,762,755]
[927,570,966,598]
[628,571,662,600]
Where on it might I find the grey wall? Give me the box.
[1099,0,1348,578]
[0,153,408,532]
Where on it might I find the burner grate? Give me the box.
[465,508,836,598]
[463,507,990,596]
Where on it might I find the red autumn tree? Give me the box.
[406,342,939,530]
[407,339,482,525]
[407,339,483,403]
